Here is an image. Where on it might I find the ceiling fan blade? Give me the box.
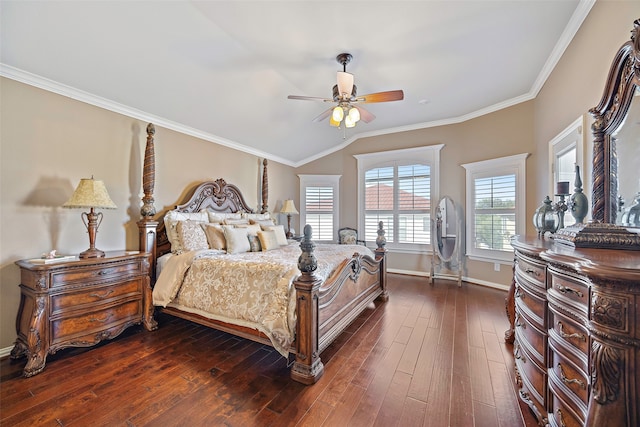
[312,107,334,123]
[288,95,332,102]
[336,72,354,99]
[357,90,404,103]
[354,105,376,123]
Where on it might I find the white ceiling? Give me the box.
[1,1,593,166]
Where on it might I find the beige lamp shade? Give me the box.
[280,199,298,215]
[63,178,117,209]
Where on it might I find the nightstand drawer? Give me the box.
[51,261,142,287]
[51,299,142,344]
[51,279,142,315]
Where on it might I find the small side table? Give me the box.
[10,251,156,377]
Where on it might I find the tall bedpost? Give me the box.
[291,225,325,384]
[138,124,159,330]
[261,158,268,214]
[375,221,389,301]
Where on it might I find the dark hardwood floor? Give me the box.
[1,274,537,426]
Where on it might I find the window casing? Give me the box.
[462,153,528,263]
[298,175,340,242]
[355,145,443,252]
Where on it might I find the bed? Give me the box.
[137,124,388,384]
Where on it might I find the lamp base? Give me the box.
[79,248,106,259]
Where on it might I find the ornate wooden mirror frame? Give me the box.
[555,19,640,249]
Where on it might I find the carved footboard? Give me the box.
[292,223,388,384]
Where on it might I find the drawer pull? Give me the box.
[97,270,109,276]
[514,345,526,363]
[89,314,112,323]
[515,315,526,329]
[557,363,586,389]
[557,322,586,341]
[89,290,114,299]
[556,409,567,427]
[556,284,583,298]
[515,288,524,299]
[524,268,540,278]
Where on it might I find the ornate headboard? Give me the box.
[154,178,255,259]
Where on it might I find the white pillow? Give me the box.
[262,224,288,246]
[250,219,276,227]
[235,223,262,235]
[257,230,280,251]
[207,211,242,223]
[223,225,250,254]
[243,212,272,221]
[164,210,208,253]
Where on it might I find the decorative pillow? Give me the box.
[248,234,262,252]
[262,224,288,246]
[222,225,251,254]
[201,223,226,250]
[257,230,280,251]
[206,211,242,223]
[250,218,276,227]
[164,210,208,253]
[176,220,209,251]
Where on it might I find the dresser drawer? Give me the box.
[515,253,546,290]
[51,299,142,344]
[515,282,547,330]
[514,339,547,404]
[50,279,143,315]
[549,343,589,405]
[515,303,546,366]
[548,268,589,316]
[51,261,143,287]
[548,305,589,363]
[548,373,587,427]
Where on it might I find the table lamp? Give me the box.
[280,199,299,239]
[63,177,117,258]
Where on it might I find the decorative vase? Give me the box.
[570,165,589,224]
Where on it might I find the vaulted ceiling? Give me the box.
[1,1,593,166]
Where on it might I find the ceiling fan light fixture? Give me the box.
[348,107,360,123]
[337,71,354,99]
[332,106,344,122]
[345,115,356,128]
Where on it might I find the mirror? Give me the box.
[435,196,458,261]
[589,19,640,230]
[613,89,640,226]
[430,196,462,286]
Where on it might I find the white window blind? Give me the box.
[305,186,334,241]
[473,174,516,251]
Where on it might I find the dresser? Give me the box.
[509,236,640,427]
[10,251,157,377]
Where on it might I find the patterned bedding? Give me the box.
[152,242,374,356]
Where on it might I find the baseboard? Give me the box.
[387,268,510,291]
[0,345,14,359]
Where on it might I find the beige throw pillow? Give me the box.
[176,220,209,251]
[223,225,250,254]
[257,230,280,251]
[262,224,288,246]
[201,223,226,250]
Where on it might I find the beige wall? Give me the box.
[0,78,296,349]
[1,1,637,351]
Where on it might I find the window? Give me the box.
[462,153,528,263]
[549,116,587,227]
[298,175,340,241]
[355,145,443,252]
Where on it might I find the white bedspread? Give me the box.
[153,243,374,356]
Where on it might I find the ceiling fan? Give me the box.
[288,53,404,128]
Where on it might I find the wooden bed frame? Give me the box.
[137,124,388,384]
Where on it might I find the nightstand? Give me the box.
[10,251,157,377]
